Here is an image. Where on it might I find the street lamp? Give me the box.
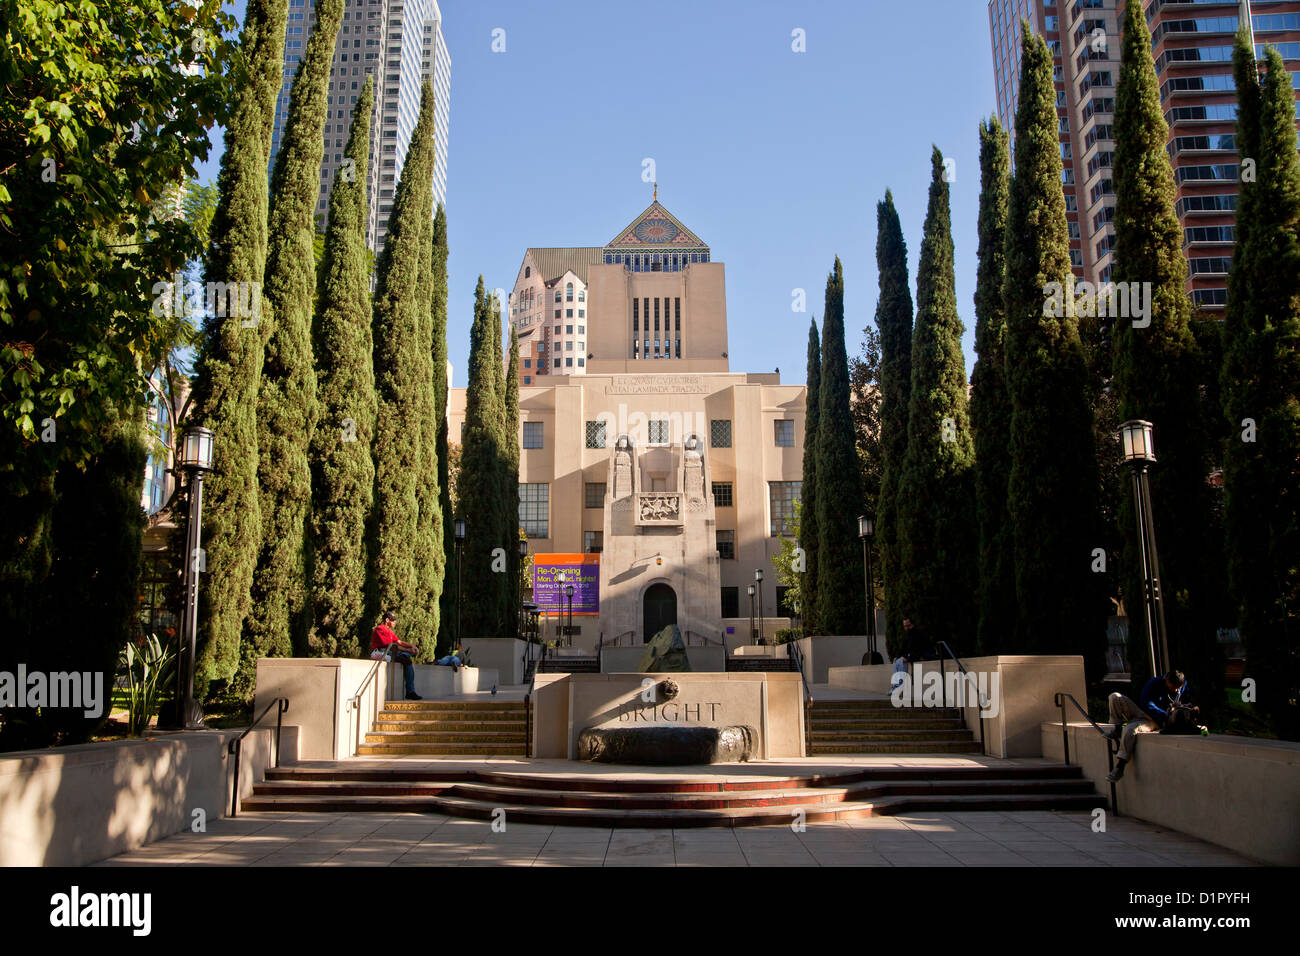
[557,571,566,644]
[754,568,765,644]
[1119,420,1170,678]
[565,584,575,646]
[747,584,757,643]
[859,515,879,663]
[172,425,215,730]
[454,517,466,647]
[517,537,529,638]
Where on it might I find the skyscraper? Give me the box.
[988,0,1300,311]
[270,0,451,255]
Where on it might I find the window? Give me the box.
[566,283,573,302]
[581,421,607,451]
[716,530,735,560]
[584,530,603,553]
[554,358,561,367]
[519,483,548,538]
[648,420,670,444]
[769,481,801,537]
[774,420,795,447]
[712,482,733,507]
[523,375,531,385]
[566,357,573,367]
[578,290,585,302]
[523,422,543,449]
[566,310,573,319]
[554,291,561,302]
[720,587,740,619]
[710,419,732,448]
[524,266,530,278]
[523,358,531,369]
[585,482,606,508]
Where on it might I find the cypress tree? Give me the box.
[1112,0,1219,700]
[459,278,509,638]
[504,324,522,637]
[1003,24,1105,668]
[800,319,821,634]
[242,0,342,686]
[1222,41,1300,739]
[188,0,290,691]
[814,258,866,635]
[874,192,915,656]
[368,80,437,644]
[971,117,1016,655]
[308,78,376,659]
[432,205,455,655]
[896,147,978,650]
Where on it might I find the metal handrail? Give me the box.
[348,646,399,756]
[228,697,288,817]
[523,641,545,758]
[933,640,987,755]
[1054,691,1120,815]
[786,639,814,755]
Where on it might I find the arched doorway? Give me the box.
[643,584,677,641]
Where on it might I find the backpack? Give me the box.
[1161,703,1207,736]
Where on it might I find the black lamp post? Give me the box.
[754,568,765,644]
[859,514,879,662]
[454,517,466,646]
[747,584,757,643]
[1120,420,1170,678]
[517,537,529,638]
[172,425,215,730]
[565,584,575,645]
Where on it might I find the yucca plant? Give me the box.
[117,635,177,736]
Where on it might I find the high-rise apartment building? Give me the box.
[988,0,1300,311]
[270,0,451,255]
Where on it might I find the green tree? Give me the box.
[432,205,455,656]
[873,192,914,656]
[1003,24,1105,670]
[800,319,821,634]
[971,117,1016,655]
[503,324,522,638]
[849,324,884,638]
[1112,0,1220,702]
[814,257,865,635]
[1222,39,1300,739]
[458,278,509,639]
[188,0,292,692]
[308,78,376,659]
[242,0,342,688]
[368,79,437,651]
[896,147,977,650]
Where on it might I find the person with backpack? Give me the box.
[370,609,422,701]
[1105,669,1201,781]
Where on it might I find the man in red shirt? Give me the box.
[371,609,421,700]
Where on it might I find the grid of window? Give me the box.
[716,530,735,560]
[712,482,733,507]
[774,420,795,447]
[769,481,801,537]
[584,530,603,553]
[519,483,548,538]
[585,420,606,449]
[720,586,740,619]
[523,422,543,449]
[710,419,732,448]
[648,420,670,443]
[584,482,606,509]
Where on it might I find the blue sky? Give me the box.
[203,0,999,387]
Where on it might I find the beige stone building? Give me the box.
[450,198,805,649]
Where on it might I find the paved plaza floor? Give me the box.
[92,809,1254,867]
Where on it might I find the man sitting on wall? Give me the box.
[1105,669,1190,782]
[371,609,421,701]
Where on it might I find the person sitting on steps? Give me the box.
[1105,668,1190,782]
[371,609,421,701]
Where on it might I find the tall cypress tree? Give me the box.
[800,319,821,634]
[504,324,522,637]
[896,147,978,650]
[1003,24,1105,668]
[971,117,1016,655]
[460,278,509,638]
[874,192,915,656]
[432,204,455,655]
[242,0,341,687]
[188,0,290,691]
[1222,40,1300,739]
[1112,0,1219,699]
[308,78,376,659]
[368,80,436,643]
[814,258,866,635]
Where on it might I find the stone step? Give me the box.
[382,700,525,711]
[239,790,1106,823]
[356,742,527,756]
[808,730,976,743]
[809,741,984,754]
[808,718,967,731]
[377,710,525,723]
[364,731,527,744]
[371,720,525,732]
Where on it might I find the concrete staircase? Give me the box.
[357,700,527,757]
[808,699,981,755]
[240,764,1104,826]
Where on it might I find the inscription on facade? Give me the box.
[617,701,723,723]
[606,375,706,394]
